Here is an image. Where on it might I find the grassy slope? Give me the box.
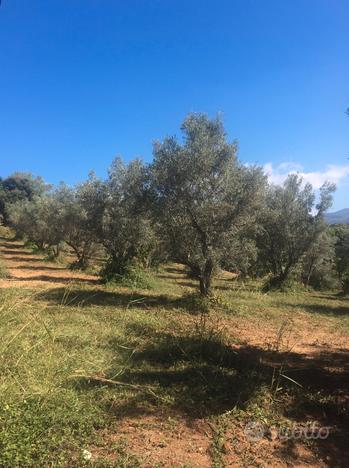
[0,247,348,466]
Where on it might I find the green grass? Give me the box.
[0,258,9,278]
[0,289,161,466]
[0,265,348,466]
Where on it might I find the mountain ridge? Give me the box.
[324,208,349,224]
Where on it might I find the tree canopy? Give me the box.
[3,113,339,295]
[151,113,266,294]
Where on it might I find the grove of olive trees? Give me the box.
[2,113,345,295]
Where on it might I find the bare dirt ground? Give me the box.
[0,238,98,288]
[94,414,214,467]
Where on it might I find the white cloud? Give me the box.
[264,162,349,189]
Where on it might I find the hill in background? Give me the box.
[325,208,349,224]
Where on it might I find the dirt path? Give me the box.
[0,238,98,288]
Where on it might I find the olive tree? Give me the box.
[0,172,49,224]
[151,113,266,295]
[301,229,339,289]
[9,194,63,254]
[100,158,156,280]
[9,198,47,249]
[257,175,335,290]
[333,224,349,293]
[55,176,105,269]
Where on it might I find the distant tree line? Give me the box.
[1,114,348,295]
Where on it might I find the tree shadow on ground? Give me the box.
[0,241,29,249]
[125,337,348,465]
[14,275,100,285]
[37,286,202,312]
[0,240,19,248]
[157,274,189,281]
[74,334,273,416]
[72,326,349,416]
[162,266,187,275]
[10,265,66,271]
[3,256,47,263]
[66,310,349,466]
[310,292,348,301]
[71,329,348,466]
[121,335,349,400]
[0,249,37,256]
[166,280,197,288]
[285,301,349,316]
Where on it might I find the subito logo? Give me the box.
[244,421,265,442]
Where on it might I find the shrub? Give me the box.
[262,273,305,293]
[24,240,44,253]
[180,291,234,315]
[103,261,154,290]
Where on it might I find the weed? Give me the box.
[209,415,229,467]
[24,240,42,253]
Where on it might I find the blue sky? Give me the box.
[0,0,348,210]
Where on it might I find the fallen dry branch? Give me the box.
[69,373,166,401]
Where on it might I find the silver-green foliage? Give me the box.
[301,229,339,290]
[333,224,349,293]
[9,194,63,253]
[55,175,105,268]
[151,113,266,294]
[257,175,335,290]
[100,158,157,280]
